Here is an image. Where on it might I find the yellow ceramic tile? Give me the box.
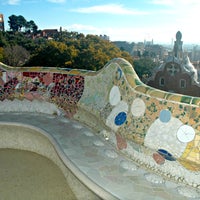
[189,118,196,126]
[135,85,147,93]
[126,75,137,88]
[68,70,80,75]
[166,94,182,102]
[180,134,200,171]
[189,151,198,158]
[178,159,200,171]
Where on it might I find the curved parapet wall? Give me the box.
[0,58,199,188]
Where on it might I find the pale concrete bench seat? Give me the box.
[0,112,195,200]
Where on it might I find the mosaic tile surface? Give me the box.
[77,58,200,174]
[0,58,199,188]
[0,68,84,118]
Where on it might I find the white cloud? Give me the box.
[65,22,200,44]
[149,0,200,33]
[67,24,101,34]
[66,23,159,42]
[71,4,149,15]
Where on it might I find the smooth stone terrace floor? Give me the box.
[0,112,198,200]
[0,149,77,200]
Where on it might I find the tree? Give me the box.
[8,15,26,32]
[3,45,30,66]
[8,15,38,33]
[27,40,78,67]
[74,35,133,70]
[8,15,18,32]
[0,47,3,62]
[133,58,156,83]
[26,20,38,33]
[0,31,8,46]
[17,15,27,31]
[1,27,133,70]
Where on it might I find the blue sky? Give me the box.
[1,0,200,44]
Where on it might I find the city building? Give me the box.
[99,34,110,41]
[0,14,4,31]
[41,29,58,39]
[147,31,200,97]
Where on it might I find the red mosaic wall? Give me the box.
[0,70,84,117]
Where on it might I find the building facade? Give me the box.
[0,14,4,31]
[147,31,200,97]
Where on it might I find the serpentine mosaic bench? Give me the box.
[0,58,199,192]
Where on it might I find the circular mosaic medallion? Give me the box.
[177,125,195,143]
[131,98,146,117]
[109,85,121,106]
[159,109,171,123]
[114,112,127,126]
[106,101,128,131]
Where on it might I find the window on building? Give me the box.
[159,77,165,86]
[166,62,180,76]
[180,79,186,88]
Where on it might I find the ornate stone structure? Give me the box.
[173,31,183,59]
[0,57,199,196]
[148,31,200,96]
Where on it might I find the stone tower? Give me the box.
[173,31,183,59]
[0,14,5,31]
